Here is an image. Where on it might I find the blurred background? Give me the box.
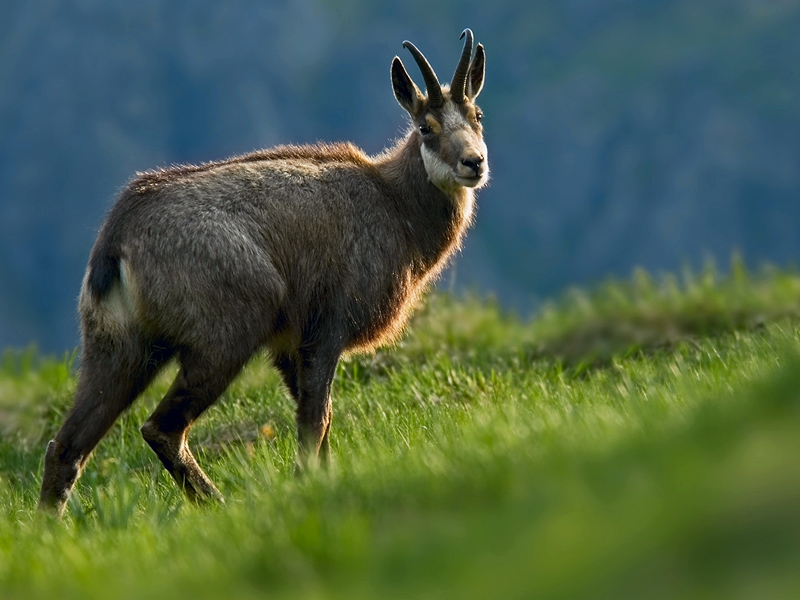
[1,0,798,353]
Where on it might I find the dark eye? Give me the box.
[475,110,484,123]
[419,124,432,135]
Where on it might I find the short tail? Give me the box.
[87,252,120,301]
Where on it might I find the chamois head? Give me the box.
[391,29,488,194]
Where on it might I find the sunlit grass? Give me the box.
[1,264,799,599]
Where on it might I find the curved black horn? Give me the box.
[402,40,444,108]
[450,29,474,104]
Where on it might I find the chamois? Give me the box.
[38,29,488,516]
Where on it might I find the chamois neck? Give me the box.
[373,132,475,273]
[375,132,471,206]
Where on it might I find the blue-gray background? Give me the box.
[2,0,798,353]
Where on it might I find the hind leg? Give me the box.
[140,348,251,503]
[38,334,171,517]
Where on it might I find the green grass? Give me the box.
[1,264,800,599]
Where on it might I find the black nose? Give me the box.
[461,155,484,175]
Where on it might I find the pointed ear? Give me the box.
[391,57,424,116]
[467,43,485,100]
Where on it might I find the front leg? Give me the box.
[295,346,339,470]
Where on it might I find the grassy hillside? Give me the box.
[1,264,799,599]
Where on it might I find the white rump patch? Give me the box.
[80,258,138,335]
